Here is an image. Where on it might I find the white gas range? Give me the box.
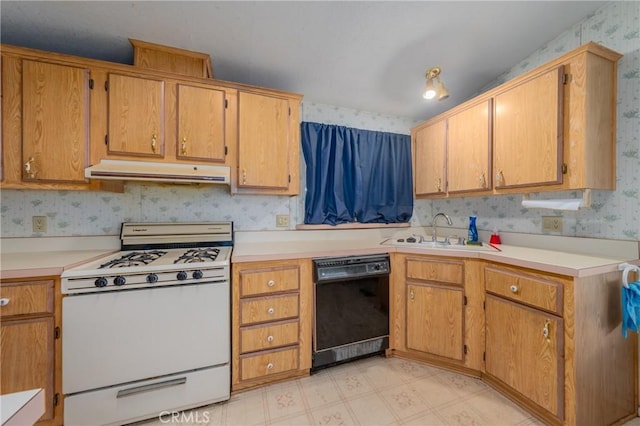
[61,222,232,426]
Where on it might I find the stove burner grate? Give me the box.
[174,248,220,264]
[99,250,168,269]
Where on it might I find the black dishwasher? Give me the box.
[312,254,390,370]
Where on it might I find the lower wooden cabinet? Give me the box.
[389,254,485,372]
[485,294,563,419]
[406,283,464,361]
[0,278,62,425]
[231,259,312,391]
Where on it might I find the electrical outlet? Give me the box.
[541,216,563,233]
[276,214,290,228]
[32,216,47,233]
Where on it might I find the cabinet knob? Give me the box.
[267,335,274,342]
[509,285,518,293]
[496,170,504,186]
[436,178,442,193]
[542,319,551,341]
[409,290,415,300]
[267,280,275,287]
[267,307,275,315]
[24,157,37,179]
[267,362,274,370]
[479,173,486,188]
[181,138,187,155]
[0,298,10,307]
[151,135,157,153]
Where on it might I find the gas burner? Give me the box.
[99,250,168,269]
[174,248,220,264]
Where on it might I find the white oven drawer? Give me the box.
[64,365,229,426]
[63,282,229,394]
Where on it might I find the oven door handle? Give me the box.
[116,377,187,398]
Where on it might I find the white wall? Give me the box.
[1,1,638,240]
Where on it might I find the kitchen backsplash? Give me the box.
[1,1,638,241]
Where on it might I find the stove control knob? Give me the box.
[95,277,108,288]
[177,271,188,281]
[192,270,204,280]
[147,273,158,284]
[114,276,126,286]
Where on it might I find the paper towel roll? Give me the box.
[521,199,582,211]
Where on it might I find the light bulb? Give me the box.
[423,79,436,99]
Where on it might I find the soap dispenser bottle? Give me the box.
[468,216,478,244]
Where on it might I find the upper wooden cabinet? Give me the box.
[411,42,621,198]
[413,119,446,197]
[494,67,564,189]
[235,90,301,195]
[1,55,95,189]
[176,83,226,162]
[1,43,300,193]
[107,73,165,158]
[447,99,492,193]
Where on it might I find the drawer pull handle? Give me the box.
[267,280,275,287]
[509,285,518,293]
[409,290,415,300]
[267,362,274,370]
[267,307,275,315]
[181,138,187,155]
[116,377,186,398]
[0,298,9,307]
[267,335,274,342]
[151,135,157,153]
[542,319,551,341]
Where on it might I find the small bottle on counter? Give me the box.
[490,225,502,244]
[468,216,479,244]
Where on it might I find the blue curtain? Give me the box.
[301,122,413,225]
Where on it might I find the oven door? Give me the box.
[62,281,229,395]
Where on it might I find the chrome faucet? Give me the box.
[432,212,453,242]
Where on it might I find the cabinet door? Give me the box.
[22,60,89,183]
[1,317,55,422]
[406,283,464,361]
[107,73,164,157]
[413,120,446,196]
[238,91,290,189]
[494,66,564,189]
[447,100,491,193]
[176,84,226,162]
[485,295,563,419]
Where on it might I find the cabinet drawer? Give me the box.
[0,280,54,317]
[240,294,299,326]
[240,320,299,354]
[485,267,563,315]
[239,266,299,297]
[240,347,299,381]
[406,258,463,285]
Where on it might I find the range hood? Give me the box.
[85,160,230,185]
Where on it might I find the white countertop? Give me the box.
[231,227,639,278]
[1,389,44,426]
[0,229,637,279]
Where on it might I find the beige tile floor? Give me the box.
[135,355,640,426]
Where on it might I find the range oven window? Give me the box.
[313,254,390,370]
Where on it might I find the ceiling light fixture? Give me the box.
[423,67,449,101]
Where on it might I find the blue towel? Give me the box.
[622,281,640,338]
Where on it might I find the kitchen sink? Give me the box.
[380,237,500,252]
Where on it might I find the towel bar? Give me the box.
[618,263,640,288]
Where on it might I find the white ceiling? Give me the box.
[1,1,606,122]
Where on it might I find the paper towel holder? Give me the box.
[522,189,592,209]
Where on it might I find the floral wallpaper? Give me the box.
[1,1,638,241]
